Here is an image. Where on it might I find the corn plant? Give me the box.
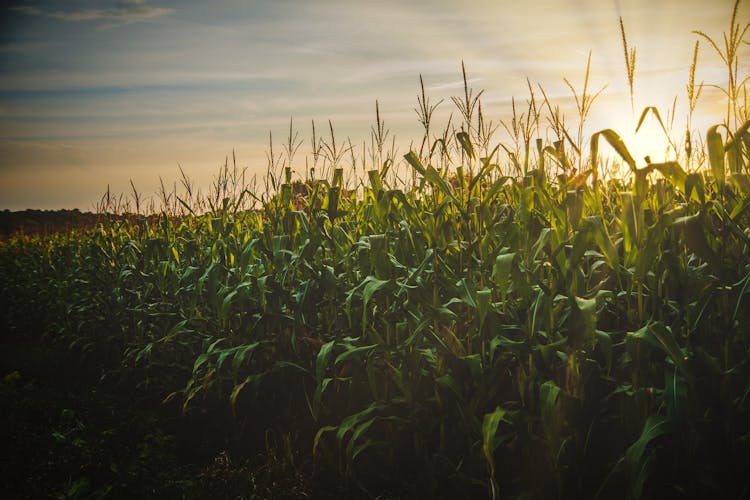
[2,5,750,498]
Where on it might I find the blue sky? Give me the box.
[0,0,746,210]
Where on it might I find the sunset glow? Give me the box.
[0,0,747,210]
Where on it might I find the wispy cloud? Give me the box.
[1,0,741,211]
[12,0,173,25]
[427,78,483,92]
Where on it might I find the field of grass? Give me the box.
[2,5,750,499]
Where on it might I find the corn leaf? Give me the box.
[706,124,725,184]
[627,322,689,375]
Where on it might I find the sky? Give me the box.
[0,0,747,211]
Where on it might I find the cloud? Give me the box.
[52,10,106,22]
[11,0,173,25]
[111,0,173,22]
[10,5,42,16]
[427,78,483,92]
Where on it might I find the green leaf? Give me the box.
[368,234,390,280]
[635,106,670,140]
[367,169,383,193]
[490,335,527,359]
[456,131,475,160]
[404,151,426,176]
[476,289,492,326]
[540,380,562,447]
[642,161,687,191]
[216,347,236,374]
[596,330,613,374]
[230,375,256,417]
[684,172,705,204]
[220,289,238,321]
[435,373,465,403]
[335,344,376,366]
[332,167,344,188]
[591,129,636,181]
[316,341,335,381]
[588,217,619,272]
[345,274,391,332]
[673,213,721,272]
[469,146,500,193]
[362,276,390,308]
[529,288,546,339]
[424,165,463,210]
[492,253,516,297]
[706,124,725,185]
[313,425,338,457]
[572,296,597,347]
[462,353,482,380]
[456,278,477,309]
[730,173,750,196]
[664,368,687,425]
[627,322,689,375]
[327,186,340,219]
[230,342,261,377]
[568,216,617,281]
[482,406,507,479]
[336,403,381,442]
[349,435,379,465]
[625,415,673,498]
[346,418,377,461]
[725,120,750,173]
[482,176,510,205]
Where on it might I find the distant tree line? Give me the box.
[0,209,102,238]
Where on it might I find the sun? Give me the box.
[604,107,674,179]
[631,113,674,165]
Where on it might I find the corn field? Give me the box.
[2,5,750,499]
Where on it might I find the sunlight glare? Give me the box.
[604,106,674,182]
[632,115,673,165]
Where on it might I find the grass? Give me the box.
[2,2,750,498]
